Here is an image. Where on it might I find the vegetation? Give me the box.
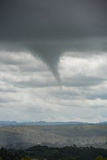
[0,145,107,160]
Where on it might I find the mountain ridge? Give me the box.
[0,121,106,126]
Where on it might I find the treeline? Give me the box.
[0,145,107,160]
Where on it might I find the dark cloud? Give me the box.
[0,0,107,81]
[1,0,107,40]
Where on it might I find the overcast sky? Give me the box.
[0,0,107,122]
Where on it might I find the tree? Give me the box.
[96,156,105,160]
[21,156,32,160]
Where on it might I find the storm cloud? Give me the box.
[0,0,107,81]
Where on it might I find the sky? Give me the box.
[0,0,107,122]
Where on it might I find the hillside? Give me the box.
[0,124,107,149]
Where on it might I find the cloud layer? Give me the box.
[0,51,107,122]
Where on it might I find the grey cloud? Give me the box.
[19,64,47,73]
[49,90,80,100]
[0,97,17,104]
[0,53,25,65]
[13,79,57,88]
[86,93,107,100]
[0,0,107,82]
[0,98,10,104]
[62,75,106,87]
[12,74,105,89]
[0,88,16,93]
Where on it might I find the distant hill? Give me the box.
[0,121,107,126]
[0,121,95,126]
[0,123,107,149]
[98,121,107,125]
